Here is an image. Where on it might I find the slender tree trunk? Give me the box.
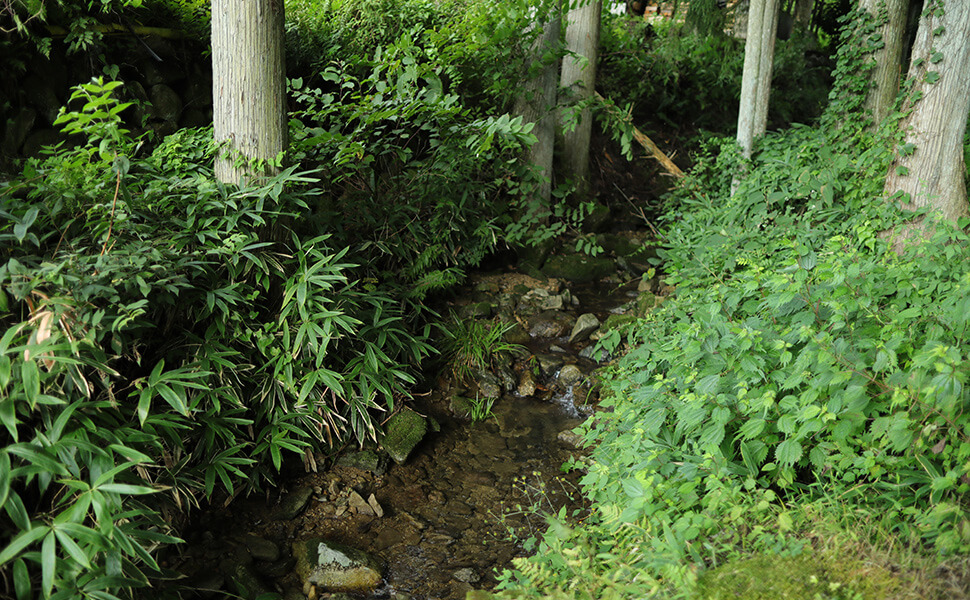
[736,0,779,159]
[212,0,287,186]
[559,0,602,198]
[861,0,909,126]
[793,0,813,26]
[884,1,970,239]
[515,5,563,207]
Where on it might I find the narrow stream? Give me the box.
[172,270,651,600]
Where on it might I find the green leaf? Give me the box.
[41,531,55,598]
[738,418,766,440]
[21,360,40,407]
[776,438,803,467]
[0,525,49,565]
[54,528,92,569]
[13,558,30,600]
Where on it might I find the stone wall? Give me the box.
[1,31,212,170]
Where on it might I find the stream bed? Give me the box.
[171,263,661,600]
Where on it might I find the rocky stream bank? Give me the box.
[167,233,666,600]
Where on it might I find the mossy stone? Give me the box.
[542,254,614,283]
[292,539,383,593]
[602,313,637,331]
[596,233,640,257]
[382,408,427,464]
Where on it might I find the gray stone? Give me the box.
[292,539,383,593]
[579,344,611,363]
[496,365,517,392]
[517,369,537,397]
[542,254,614,283]
[527,310,574,338]
[536,353,565,376]
[150,83,183,122]
[242,534,279,563]
[568,313,601,344]
[273,486,314,520]
[558,430,585,449]
[382,408,427,464]
[367,493,384,518]
[453,568,480,583]
[558,364,585,388]
[473,368,502,399]
[348,490,374,516]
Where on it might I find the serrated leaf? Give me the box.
[776,438,803,466]
[738,417,766,440]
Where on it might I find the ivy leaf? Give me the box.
[925,71,940,84]
[930,51,944,64]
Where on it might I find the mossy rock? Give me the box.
[696,552,896,600]
[542,254,614,283]
[581,202,612,233]
[449,396,475,420]
[381,408,427,464]
[602,313,637,331]
[292,539,383,593]
[633,291,658,317]
[514,238,556,270]
[596,233,640,257]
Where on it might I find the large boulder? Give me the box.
[292,539,383,593]
[382,408,427,464]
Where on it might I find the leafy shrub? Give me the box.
[0,78,433,598]
[289,31,540,303]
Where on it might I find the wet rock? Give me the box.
[453,568,480,583]
[517,369,536,397]
[579,343,611,363]
[461,301,493,319]
[527,310,574,338]
[337,449,387,476]
[348,490,375,516]
[368,493,384,517]
[568,313,601,344]
[222,560,272,600]
[293,539,383,593]
[542,254,614,283]
[449,396,475,420]
[242,534,280,563]
[150,84,183,122]
[596,232,641,257]
[503,322,531,345]
[558,430,585,449]
[536,353,565,376]
[496,364,517,392]
[273,486,314,520]
[557,364,585,387]
[383,408,427,464]
[473,368,502,399]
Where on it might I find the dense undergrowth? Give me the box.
[494,14,970,600]
[5,1,958,599]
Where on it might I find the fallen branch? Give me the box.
[595,92,684,179]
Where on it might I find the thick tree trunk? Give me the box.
[559,0,602,198]
[736,0,779,159]
[861,0,909,126]
[514,6,563,207]
[212,0,287,186]
[884,2,970,237]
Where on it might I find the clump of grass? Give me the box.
[439,313,523,384]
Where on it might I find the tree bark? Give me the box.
[860,0,909,126]
[884,1,970,237]
[514,5,563,207]
[736,0,779,159]
[559,0,602,198]
[793,0,814,26]
[211,0,287,186]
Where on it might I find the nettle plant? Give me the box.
[0,78,432,598]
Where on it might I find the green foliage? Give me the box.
[598,16,829,135]
[0,79,433,598]
[289,32,539,302]
[439,314,521,386]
